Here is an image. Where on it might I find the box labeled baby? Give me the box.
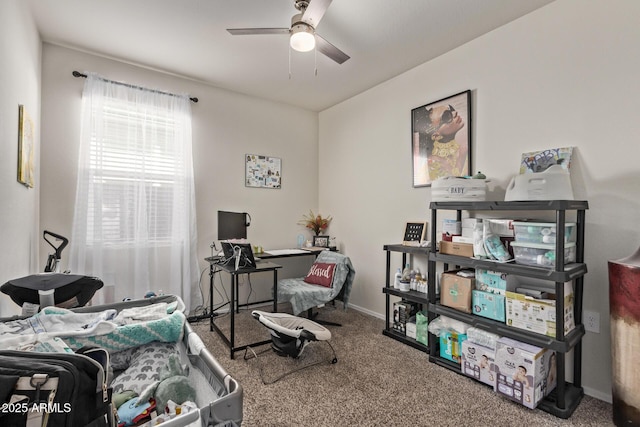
[494,337,557,409]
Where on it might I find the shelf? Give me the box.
[382,287,429,305]
[429,303,585,353]
[382,329,429,353]
[383,244,431,255]
[429,200,589,211]
[430,253,587,282]
[426,200,587,419]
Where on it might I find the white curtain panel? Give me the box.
[70,73,199,311]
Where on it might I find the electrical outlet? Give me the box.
[584,310,600,333]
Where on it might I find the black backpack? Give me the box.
[0,347,113,427]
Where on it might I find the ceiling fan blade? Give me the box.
[227,28,289,35]
[316,34,350,64]
[301,0,332,27]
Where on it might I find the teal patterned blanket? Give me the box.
[61,310,185,352]
[0,302,185,353]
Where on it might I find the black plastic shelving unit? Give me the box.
[382,244,430,353]
[427,200,588,419]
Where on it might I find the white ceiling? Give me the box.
[27,0,555,111]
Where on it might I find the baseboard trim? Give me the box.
[583,386,612,403]
[348,303,384,320]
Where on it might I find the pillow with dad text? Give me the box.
[303,262,336,288]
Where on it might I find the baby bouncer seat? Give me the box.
[247,310,337,384]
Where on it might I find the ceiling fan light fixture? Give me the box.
[290,23,315,52]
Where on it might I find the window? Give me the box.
[70,73,199,310]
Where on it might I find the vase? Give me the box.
[609,245,640,426]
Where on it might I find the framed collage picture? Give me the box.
[245,154,281,188]
[411,90,471,187]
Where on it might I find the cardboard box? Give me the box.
[442,219,461,235]
[505,281,575,338]
[475,269,518,295]
[439,330,468,364]
[472,290,506,322]
[406,321,417,339]
[440,270,475,313]
[494,337,557,409]
[452,236,474,244]
[439,241,474,257]
[461,340,497,387]
[393,301,418,335]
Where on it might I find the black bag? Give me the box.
[0,348,113,427]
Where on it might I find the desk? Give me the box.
[259,247,327,259]
[205,258,282,359]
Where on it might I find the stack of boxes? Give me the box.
[458,328,557,409]
[472,269,517,322]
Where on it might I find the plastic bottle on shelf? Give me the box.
[394,268,402,289]
[401,263,411,282]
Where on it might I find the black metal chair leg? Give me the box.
[307,308,342,327]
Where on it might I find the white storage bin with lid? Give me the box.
[512,221,576,244]
[511,241,576,267]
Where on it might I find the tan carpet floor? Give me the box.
[190,304,614,427]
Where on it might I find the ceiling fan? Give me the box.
[227,0,350,64]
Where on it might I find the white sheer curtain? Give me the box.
[70,73,199,311]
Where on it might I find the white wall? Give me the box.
[39,44,319,309]
[319,0,640,402]
[0,1,41,317]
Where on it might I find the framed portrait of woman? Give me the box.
[411,90,471,187]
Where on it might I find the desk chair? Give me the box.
[276,251,355,326]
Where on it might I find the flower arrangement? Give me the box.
[298,210,332,236]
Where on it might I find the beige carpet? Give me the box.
[190,304,614,427]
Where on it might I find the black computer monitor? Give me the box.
[217,211,248,240]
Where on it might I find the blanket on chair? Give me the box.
[277,251,356,315]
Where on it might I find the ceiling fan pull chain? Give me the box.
[288,47,292,80]
[315,46,318,77]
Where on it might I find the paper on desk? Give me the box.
[264,249,309,255]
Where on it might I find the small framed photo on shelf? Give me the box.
[402,222,428,246]
[313,235,330,248]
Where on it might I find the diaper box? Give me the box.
[494,337,557,409]
[439,330,468,364]
[474,269,518,295]
[505,281,575,338]
[472,290,506,322]
[440,270,475,313]
[461,340,497,387]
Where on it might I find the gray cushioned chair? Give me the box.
[276,251,355,326]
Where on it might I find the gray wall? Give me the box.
[0,1,41,317]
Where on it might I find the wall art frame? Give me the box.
[411,90,471,187]
[312,235,330,248]
[245,154,281,189]
[17,104,35,188]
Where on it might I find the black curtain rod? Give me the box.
[72,71,198,103]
